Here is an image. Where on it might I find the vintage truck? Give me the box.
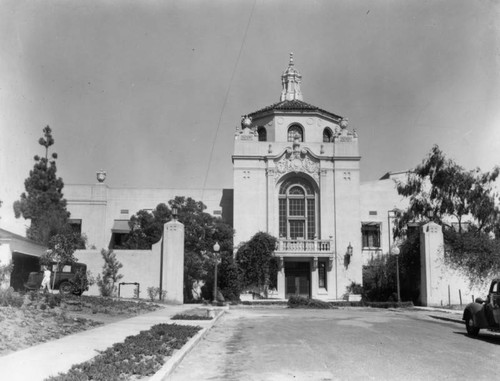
[24,262,89,296]
[463,278,500,336]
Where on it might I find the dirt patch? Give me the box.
[0,293,164,357]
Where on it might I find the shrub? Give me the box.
[0,287,24,307]
[0,261,14,284]
[147,287,159,301]
[147,287,166,301]
[346,281,363,294]
[45,293,62,308]
[96,249,123,297]
[287,296,333,309]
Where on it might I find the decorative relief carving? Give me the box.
[274,149,320,183]
[343,171,351,181]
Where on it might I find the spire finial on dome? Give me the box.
[280,53,303,101]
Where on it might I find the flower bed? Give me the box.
[46,323,201,381]
[171,313,212,320]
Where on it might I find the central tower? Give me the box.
[232,55,362,300]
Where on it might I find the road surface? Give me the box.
[167,306,500,381]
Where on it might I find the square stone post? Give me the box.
[162,219,185,304]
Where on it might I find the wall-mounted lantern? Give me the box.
[344,242,353,268]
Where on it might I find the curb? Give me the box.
[428,314,464,325]
[149,308,226,381]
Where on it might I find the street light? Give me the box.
[213,241,220,304]
[387,208,402,253]
[391,245,401,303]
[388,208,402,303]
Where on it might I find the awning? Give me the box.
[111,220,131,234]
[361,221,381,226]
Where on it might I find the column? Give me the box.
[277,257,285,299]
[311,257,319,298]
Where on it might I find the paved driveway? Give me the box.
[167,306,500,381]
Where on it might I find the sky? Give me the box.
[1,0,499,235]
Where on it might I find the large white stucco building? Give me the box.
[60,55,409,300]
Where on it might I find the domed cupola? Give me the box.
[280,52,303,101]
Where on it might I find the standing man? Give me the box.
[40,265,52,293]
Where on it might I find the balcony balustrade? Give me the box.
[275,238,333,255]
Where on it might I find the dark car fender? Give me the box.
[463,302,489,328]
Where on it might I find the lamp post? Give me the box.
[387,208,402,302]
[387,208,401,254]
[392,245,401,302]
[212,241,220,304]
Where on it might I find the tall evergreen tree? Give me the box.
[13,126,70,245]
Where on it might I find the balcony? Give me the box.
[275,239,334,256]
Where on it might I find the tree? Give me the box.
[122,196,234,301]
[120,203,171,249]
[13,126,72,245]
[396,145,499,235]
[236,232,278,298]
[396,145,500,284]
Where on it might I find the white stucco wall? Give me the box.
[77,249,160,299]
[66,185,224,250]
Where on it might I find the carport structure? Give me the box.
[0,229,47,291]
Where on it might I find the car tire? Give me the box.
[465,314,480,336]
[59,281,73,296]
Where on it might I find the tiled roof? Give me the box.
[248,99,342,120]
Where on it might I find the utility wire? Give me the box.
[201,0,256,199]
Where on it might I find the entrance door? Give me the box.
[285,261,310,298]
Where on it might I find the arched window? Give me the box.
[323,128,333,142]
[278,177,316,239]
[287,124,303,142]
[258,127,267,142]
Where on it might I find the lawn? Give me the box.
[0,289,164,356]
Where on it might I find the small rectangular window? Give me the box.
[362,224,381,248]
[369,211,377,216]
[68,219,82,234]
